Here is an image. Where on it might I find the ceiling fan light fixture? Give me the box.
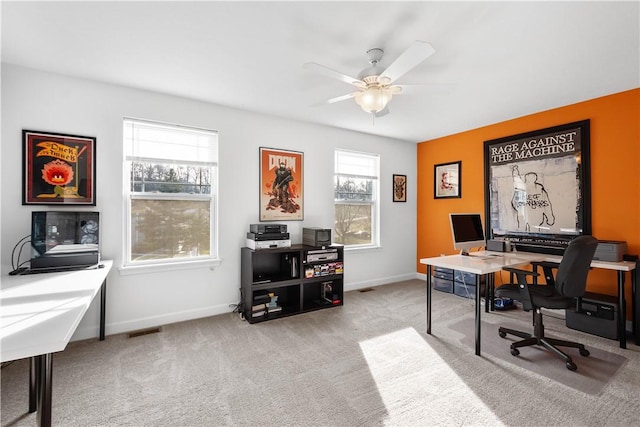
[355,86,393,114]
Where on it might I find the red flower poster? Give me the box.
[23,130,96,205]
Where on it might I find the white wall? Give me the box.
[1,64,417,340]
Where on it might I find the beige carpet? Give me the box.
[2,279,640,426]
[449,318,627,395]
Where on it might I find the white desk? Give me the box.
[1,261,112,427]
[489,251,636,349]
[420,252,637,356]
[420,254,534,355]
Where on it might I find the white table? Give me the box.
[420,253,534,355]
[1,261,112,427]
[420,251,637,355]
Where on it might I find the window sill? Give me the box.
[118,258,222,276]
[344,245,381,253]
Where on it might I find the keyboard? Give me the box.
[512,241,568,256]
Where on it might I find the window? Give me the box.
[123,118,218,268]
[334,149,379,248]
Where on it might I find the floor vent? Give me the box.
[358,288,375,293]
[128,327,161,338]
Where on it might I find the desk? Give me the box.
[510,252,636,349]
[420,254,533,355]
[420,252,637,355]
[1,261,112,427]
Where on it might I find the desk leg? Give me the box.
[485,273,494,313]
[426,265,432,335]
[100,278,107,341]
[633,266,638,345]
[618,271,626,349]
[36,353,53,427]
[475,274,482,356]
[29,357,37,413]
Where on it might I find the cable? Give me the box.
[229,302,245,320]
[11,235,30,270]
[16,240,31,269]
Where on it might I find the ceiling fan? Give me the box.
[304,40,436,117]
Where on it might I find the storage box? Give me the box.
[566,292,619,340]
[433,276,453,293]
[453,271,485,299]
[454,281,476,299]
[454,270,485,286]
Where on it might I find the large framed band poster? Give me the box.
[483,120,591,240]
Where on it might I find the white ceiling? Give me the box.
[2,1,639,143]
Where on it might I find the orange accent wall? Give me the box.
[417,89,639,310]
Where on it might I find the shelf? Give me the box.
[241,245,344,324]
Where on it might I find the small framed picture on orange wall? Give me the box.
[434,161,461,199]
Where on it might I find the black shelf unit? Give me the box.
[241,244,344,323]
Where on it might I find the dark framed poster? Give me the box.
[23,130,96,205]
[393,174,407,202]
[259,147,303,221]
[434,161,461,199]
[483,120,590,240]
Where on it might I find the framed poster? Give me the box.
[259,147,303,221]
[434,161,461,199]
[393,174,407,202]
[483,119,591,240]
[23,130,96,205]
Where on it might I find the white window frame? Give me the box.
[121,118,219,274]
[334,149,380,250]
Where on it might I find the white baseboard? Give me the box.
[71,303,233,341]
[344,273,419,292]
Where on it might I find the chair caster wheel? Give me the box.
[566,361,577,371]
[579,348,590,357]
[510,348,520,356]
[499,330,507,338]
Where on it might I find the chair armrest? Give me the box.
[532,261,560,287]
[502,266,540,277]
[532,261,560,269]
[502,265,539,311]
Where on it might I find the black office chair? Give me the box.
[495,235,599,371]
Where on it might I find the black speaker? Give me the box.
[566,292,619,340]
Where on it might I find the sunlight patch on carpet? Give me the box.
[359,327,504,426]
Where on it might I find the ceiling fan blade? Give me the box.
[326,92,357,104]
[303,62,364,87]
[311,92,357,107]
[379,41,435,83]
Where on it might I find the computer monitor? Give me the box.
[449,213,485,255]
[30,211,100,270]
